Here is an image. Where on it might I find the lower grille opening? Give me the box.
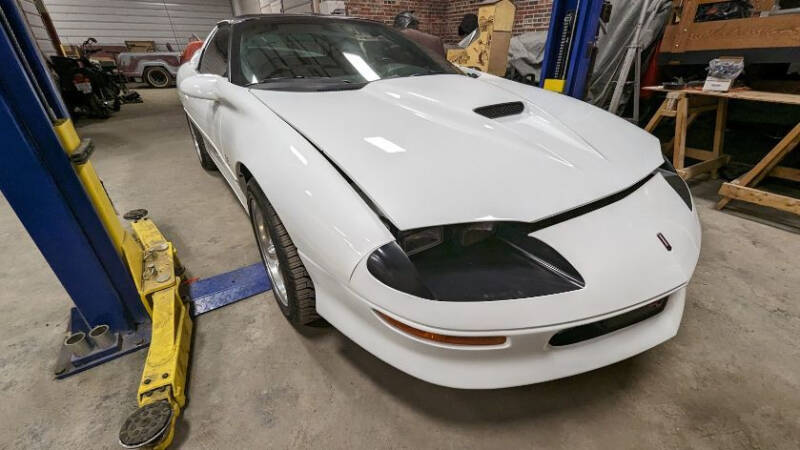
[549,297,669,347]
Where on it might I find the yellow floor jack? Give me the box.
[55,120,191,449]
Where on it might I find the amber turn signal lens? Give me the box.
[376,311,507,346]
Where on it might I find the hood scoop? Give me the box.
[474,101,524,119]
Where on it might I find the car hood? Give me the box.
[250,74,662,230]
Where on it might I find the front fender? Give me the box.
[220,84,395,283]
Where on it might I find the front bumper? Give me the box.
[304,174,701,389]
[309,256,686,389]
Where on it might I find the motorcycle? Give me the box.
[50,38,139,119]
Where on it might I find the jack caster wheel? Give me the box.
[124,209,149,221]
[118,400,172,449]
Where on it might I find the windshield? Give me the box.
[232,18,460,91]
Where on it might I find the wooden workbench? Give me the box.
[644,86,800,216]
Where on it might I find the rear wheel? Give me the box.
[143,66,171,88]
[186,115,216,171]
[88,93,111,119]
[247,180,318,325]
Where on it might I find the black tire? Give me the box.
[143,66,172,88]
[185,115,216,171]
[247,179,318,325]
[110,94,121,111]
[88,93,111,119]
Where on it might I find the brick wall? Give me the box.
[343,0,553,44]
[513,1,553,35]
[344,0,450,37]
[440,1,552,43]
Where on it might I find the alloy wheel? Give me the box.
[251,201,288,307]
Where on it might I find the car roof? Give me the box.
[218,13,382,27]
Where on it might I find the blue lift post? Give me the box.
[540,0,609,99]
[0,0,151,377]
[1,0,272,381]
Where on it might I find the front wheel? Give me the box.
[247,179,318,325]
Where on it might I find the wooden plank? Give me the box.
[643,86,800,106]
[644,103,666,133]
[714,90,800,106]
[688,104,719,114]
[683,16,800,51]
[712,98,728,178]
[661,5,800,54]
[748,123,800,187]
[673,96,689,170]
[662,110,701,156]
[770,166,800,183]
[677,155,730,180]
[718,124,800,210]
[685,147,714,160]
[717,183,800,215]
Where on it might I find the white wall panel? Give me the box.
[282,0,310,13]
[42,0,234,51]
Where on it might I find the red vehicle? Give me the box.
[180,36,204,65]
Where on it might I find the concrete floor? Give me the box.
[2,88,799,450]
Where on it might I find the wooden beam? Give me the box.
[677,155,730,180]
[717,183,800,215]
[643,86,800,107]
[685,147,714,160]
[644,103,666,133]
[660,110,677,118]
[661,11,800,54]
[662,115,702,156]
[749,123,800,188]
[711,98,728,178]
[673,96,689,170]
[689,102,717,114]
[770,166,800,183]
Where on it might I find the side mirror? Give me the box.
[180,74,221,101]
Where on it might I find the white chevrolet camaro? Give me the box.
[178,15,701,389]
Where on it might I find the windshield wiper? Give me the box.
[248,76,367,92]
[381,69,445,80]
[247,76,355,87]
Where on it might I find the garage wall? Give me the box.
[259,0,282,13]
[15,0,57,55]
[443,0,553,43]
[282,0,312,13]
[232,0,260,14]
[232,0,314,14]
[344,0,448,37]
[41,0,234,51]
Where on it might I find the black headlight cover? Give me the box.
[658,156,693,210]
[367,223,584,302]
[367,242,434,299]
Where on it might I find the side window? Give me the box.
[199,25,231,77]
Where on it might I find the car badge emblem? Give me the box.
[657,233,672,251]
